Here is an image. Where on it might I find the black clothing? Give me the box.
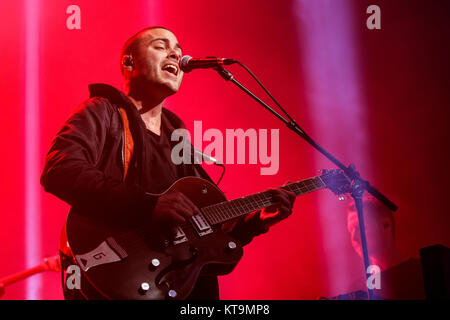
[375,258,425,299]
[145,127,180,193]
[41,83,211,225]
[128,124,187,194]
[42,83,267,300]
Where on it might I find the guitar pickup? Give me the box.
[191,214,213,236]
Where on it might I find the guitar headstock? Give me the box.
[320,169,352,196]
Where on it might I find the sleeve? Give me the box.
[223,210,270,246]
[40,97,158,225]
[192,160,269,246]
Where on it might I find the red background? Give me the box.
[0,0,449,299]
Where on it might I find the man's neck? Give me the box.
[127,92,165,136]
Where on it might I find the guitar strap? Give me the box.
[119,107,134,181]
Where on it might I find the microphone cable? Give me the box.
[232,60,305,134]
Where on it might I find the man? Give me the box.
[345,198,425,299]
[41,26,296,299]
[347,198,405,271]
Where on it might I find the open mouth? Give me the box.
[162,63,179,76]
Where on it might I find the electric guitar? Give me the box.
[64,169,351,299]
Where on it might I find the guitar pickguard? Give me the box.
[75,237,128,272]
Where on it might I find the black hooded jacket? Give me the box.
[41,83,267,299]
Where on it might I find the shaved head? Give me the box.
[120,26,183,98]
[120,26,175,75]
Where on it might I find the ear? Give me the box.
[121,55,134,71]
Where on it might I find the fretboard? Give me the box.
[201,176,325,225]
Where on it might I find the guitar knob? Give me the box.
[168,289,177,299]
[226,241,237,251]
[138,282,150,295]
[149,258,160,270]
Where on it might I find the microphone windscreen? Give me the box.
[180,55,193,73]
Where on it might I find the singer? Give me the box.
[40,26,296,300]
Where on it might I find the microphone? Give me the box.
[193,148,222,165]
[180,55,235,73]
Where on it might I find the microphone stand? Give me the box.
[214,66,397,300]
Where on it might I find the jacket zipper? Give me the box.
[119,108,126,178]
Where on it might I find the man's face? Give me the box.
[346,208,389,257]
[129,28,184,97]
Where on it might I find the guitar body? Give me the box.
[66,177,244,300]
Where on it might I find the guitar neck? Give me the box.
[202,176,326,225]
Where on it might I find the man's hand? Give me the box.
[259,187,296,228]
[152,191,200,236]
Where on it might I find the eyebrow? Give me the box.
[150,38,182,52]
